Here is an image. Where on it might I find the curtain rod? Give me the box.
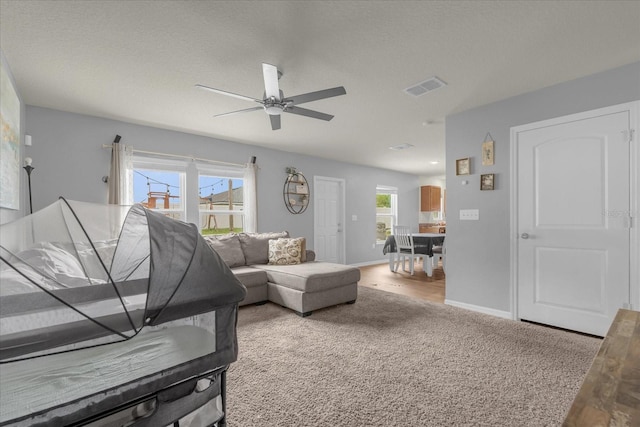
[102,144,245,167]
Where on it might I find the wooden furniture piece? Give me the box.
[420,185,441,212]
[392,226,420,275]
[383,233,445,277]
[563,309,640,426]
[419,224,443,233]
[432,240,446,273]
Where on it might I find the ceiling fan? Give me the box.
[196,63,346,130]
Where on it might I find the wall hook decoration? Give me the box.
[482,133,494,166]
[283,169,309,214]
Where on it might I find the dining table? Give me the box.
[382,233,445,277]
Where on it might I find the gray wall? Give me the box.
[24,106,419,265]
[445,61,640,313]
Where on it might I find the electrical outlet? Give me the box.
[372,243,376,249]
[352,214,358,221]
[460,209,479,220]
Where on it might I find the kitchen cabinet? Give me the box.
[420,185,441,212]
[419,225,446,233]
[443,189,446,217]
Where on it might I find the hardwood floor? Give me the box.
[358,258,445,304]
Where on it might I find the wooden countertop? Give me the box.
[563,309,640,426]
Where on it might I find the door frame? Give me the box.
[509,101,640,321]
[313,175,346,264]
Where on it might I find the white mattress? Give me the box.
[0,325,218,425]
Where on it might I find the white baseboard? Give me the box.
[444,299,513,320]
[350,259,389,267]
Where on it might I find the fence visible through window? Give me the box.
[131,157,248,235]
[199,175,244,235]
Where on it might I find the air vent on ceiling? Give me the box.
[389,143,414,151]
[404,76,447,97]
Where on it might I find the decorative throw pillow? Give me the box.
[203,234,246,268]
[239,231,289,265]
[268,238,303,265]
[298,237,307,263]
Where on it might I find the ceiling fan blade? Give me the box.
[285,106,334,121]
[284,86,346,106]
[269,114,281,130]
[214,106,263,118]
[195,84,262,103]
[262,63,281,101]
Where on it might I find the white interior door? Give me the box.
[515,109,631,336]
[314,176,345,263]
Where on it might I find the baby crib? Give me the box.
[0,199,246,426]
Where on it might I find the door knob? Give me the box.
[521,233,529,239]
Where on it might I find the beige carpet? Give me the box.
[226,286,601,426]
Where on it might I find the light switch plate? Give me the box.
[460,209,479,220]
[352,214,358,221]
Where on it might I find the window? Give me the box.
[376,185,397,242]
[133,159,186,221]
[198,170,245,235]
[132,157,249,235]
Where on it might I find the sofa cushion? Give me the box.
[203,234,246,268]
[238,231,289,265]
[304,249,315,262]
[299,237,307,263]
[252,262,360,293]
[268,238,303,265]
[231,266,268,289]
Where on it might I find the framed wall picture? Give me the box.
[480,173,494,190]
[455,158,470,175]
[1,57,21,210]
[482,140,494,166]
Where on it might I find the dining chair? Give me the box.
[393,225,420,275]
[432,240,446,274]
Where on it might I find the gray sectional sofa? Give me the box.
[203,232,359,317]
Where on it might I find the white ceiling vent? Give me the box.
[389,143,414,151]
[404,76,447,97]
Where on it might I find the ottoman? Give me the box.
[251,262,360,317]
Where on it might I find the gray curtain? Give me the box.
[108,143,121,204]
[108,143,133,205]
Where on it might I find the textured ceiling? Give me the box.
[1,1,639,176]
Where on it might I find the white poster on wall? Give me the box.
[0,57,21,210]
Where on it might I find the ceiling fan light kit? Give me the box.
[264,103,284,116]
[197,63,346,130]
[389,143,415,151]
